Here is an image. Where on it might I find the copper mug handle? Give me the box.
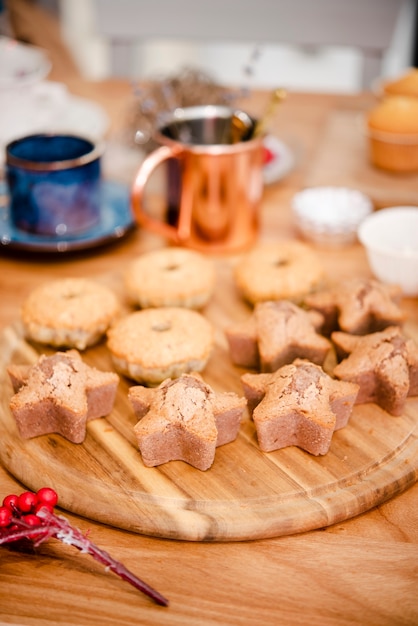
[131,144,194,244]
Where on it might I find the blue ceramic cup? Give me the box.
[6,134,103,236]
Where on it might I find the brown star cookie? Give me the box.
[241,359,359,455]
[129,373,247,470]
[8,350,119,443]
[332,326,418,416]
[305,278,405,336]
[226,300,331,372]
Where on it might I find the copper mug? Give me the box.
[131,105,264,253]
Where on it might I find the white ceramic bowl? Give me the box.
[292,186,373,247]
[357,207,418,297]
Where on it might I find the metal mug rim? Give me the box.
[155,105,262,152]
[5,133,104,171]
[161,104,238,123]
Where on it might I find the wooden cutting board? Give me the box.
[1,256,418,542]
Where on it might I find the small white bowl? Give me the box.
[357,207,418,297]
[292,186,373,247]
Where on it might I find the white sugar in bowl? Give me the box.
[358,206,418,297]
[292,186,373,247]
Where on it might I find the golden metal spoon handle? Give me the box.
[253,88,287,137]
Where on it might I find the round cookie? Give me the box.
[107,307,214,385]
[21,278,120,350]
[124,247,216,309]
[234,241,324,305]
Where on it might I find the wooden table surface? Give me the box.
[1,8,418,622]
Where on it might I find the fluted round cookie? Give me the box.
[234,241,324,305]
[124,247,216,309]
[107,307,214,385]
[21,278,120,350]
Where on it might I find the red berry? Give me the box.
[23,514,42,527]
[18,491,38,513]
[23,513,45,540]
[35,502,54,516]
[36,487,58,508]
[2,494,19,512]
[0,506,12,527]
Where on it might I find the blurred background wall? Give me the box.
[57,0,417,92]
[6,0,418,93]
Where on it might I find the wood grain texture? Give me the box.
[1,258,418,542]
[1,528,417,626]
[304,105,418,208]
[1,6,418,622]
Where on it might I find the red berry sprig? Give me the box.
[0,487,168,607]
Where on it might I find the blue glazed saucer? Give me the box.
[0,180,135,253]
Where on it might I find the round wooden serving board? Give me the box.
[1,260,418,542]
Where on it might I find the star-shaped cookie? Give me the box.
[226,300,331,372]
[332,326,418,416]
[305,278,405,335]
[241,359,359,455]
[8,350,119,443]
[129,373,247,470]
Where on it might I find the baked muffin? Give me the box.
[21,278,120,350]
[8,350,119,443]
[382,68,418,98]
[124,247,216,309]
[107,308,214,385]
[129,373,246,470]
[241,359,359,456]
[304,277,405,336]
[366,96,418,172]
[226,300,330,371]
[332,326,418,416]
[234,241,324,305]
